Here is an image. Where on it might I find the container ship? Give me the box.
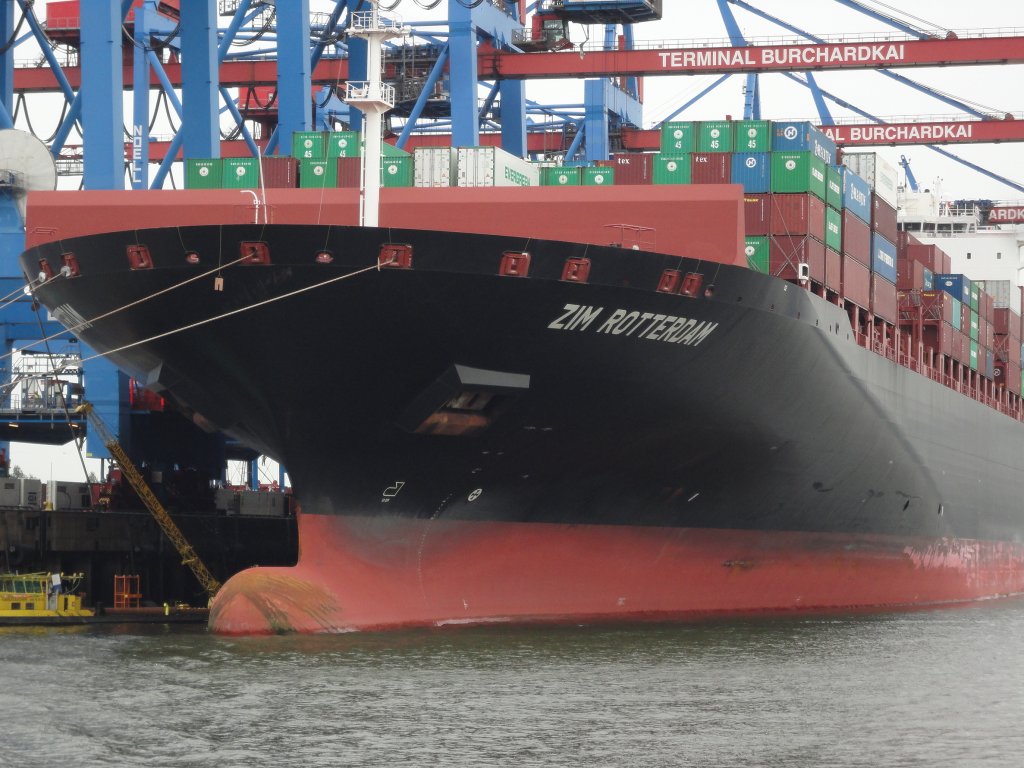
[18,120,1024,634]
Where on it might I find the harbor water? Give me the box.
[4,598,1024,767]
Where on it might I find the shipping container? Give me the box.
[825,247,842,292]
[897,258,929,291]
[730,153,770,192]
[871,273,898,323]
[994,307,1022,337]
[455,147,538,187]
[839,167,871,223]
[871,193,899,243]
[770,152,827,199]
[185,158,221,189]
[259,156,297,188]
[841,152,899,208]
[414,147,455,187]
[582,166,614,186]
[608,152,654,184]
[969,310,979,342]
[935,273,972,306]
[732,120,770,152]
[842,253,871,310]
[961,302,971,336]
[299,159,336,188]
[871,233,897,284]
[21,478,41,508]
[744,194,770,235]
[771,121,837,164]
[381,142,410,158]
[382,156,415,187]
[970,339,979,371]
[222,157,260,188]
[0,479,18,507]
[336,157,361,188]
[824,206,842,252]
[744,236,769,273]
[769,235,825,283]
[976,279,1012,309]
[918,290,955,324]
[922,322,954,360]
[690,152,731,184]
[292,130,326,160]
[326,130,360,158]
[770,193,825,240]
[923,268,934,290]
[825,165,843,211]
[841,209,871,265]
[653,154,691,184]
[906,243,951,275]
[969,283,980,313]
[542,166,581,186]
[697,120,734,153]
[660,121,696,154]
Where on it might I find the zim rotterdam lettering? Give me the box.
[548,304,719,346]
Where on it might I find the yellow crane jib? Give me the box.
[74,403,222,602]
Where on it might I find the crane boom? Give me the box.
[76,403,221,602]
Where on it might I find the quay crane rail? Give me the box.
[75,403,222,603]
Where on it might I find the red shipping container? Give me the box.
[922,322,953,358]
[905,243,949,274]
[979,317,990,349]
[897,230,921,254]
[825,247,842,292]
[995,361,1014,389]
[842,253,871,310]
[994,308,1022,337]
[259,156,298,188]
[744,194,771,236]
[842,210,871,266]
[771,193,825,240]
[609,153,654,185]
[871,193,899,243]
[957,332,970,364]
[961,303,971,334]
[1010,369,1023,395]
[871,274,898,323]
[337,157,361,188]
[769,235,825,282]
[690,152,731,184]
[897,258,928,290]
[919,290,954,324]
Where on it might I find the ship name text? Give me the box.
[548,304,718,346]
[658,43,905,71]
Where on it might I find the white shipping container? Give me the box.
[215,487,239,514]
[977,279,1012,308]
[456,147,539,188]
[842,152,898,208]
[0,479,19,507]
[20,478,42,509]
[51,482,91,510]
[239,490,287,516]
[413,147,455,187]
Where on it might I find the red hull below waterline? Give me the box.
[208,513,1024,635]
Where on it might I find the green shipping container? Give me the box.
[542,167,581,186]
[970,340,979,371]
[381,156,414,187]
[697,120,733,153]
[292,131,326,160]
[732,120,770,152]
[970,310,979,341]
[299,159,337,188]
[951,297,962,331]
[770,152,827,200]
[326,131,360,158]
[660,122,695,154]
[825,207,843,252]
[744,236,769,273]
[582,167,614,186]
[222,157,260,188]
[826,165,843,210]
[653,154,691,184]
[185,158,221,189]
[382,142,410,158]
[970,284,980,312]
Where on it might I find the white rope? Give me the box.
[79,260,389,365]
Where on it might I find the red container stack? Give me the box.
[690,153,731,184]
[871,193,899,243]
[871,273,898,323]
[825,248,842,292]
[993,307,1023,395]
[744,194,770,236]
[842,254,871,310]
[841,210,870,265]
[905,243,952,275]
[608,153,654,185]
[260,157,298,188]
[770,194,826,241]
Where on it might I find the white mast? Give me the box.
[345,3,407,228]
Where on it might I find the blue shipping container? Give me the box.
[871,233,897,284]
[730,153,770,192]
[935,273,971,305]
[923,268,934,290]
[840,167,871,224]
[771,121,837,165]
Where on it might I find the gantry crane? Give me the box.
[75,403,222,603]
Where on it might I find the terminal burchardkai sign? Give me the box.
[987,207,1024,223]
